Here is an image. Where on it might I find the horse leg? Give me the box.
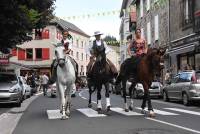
[146,89,155,117]
[97,85,103,114]
[105,82,111,114]
[65,84,73,117]
[129,82,135,111]
[122,80,128,112]
[88,84,93,108]
[58,84,67,120]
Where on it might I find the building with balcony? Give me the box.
[169,0,200,72]
[9,18,90,76]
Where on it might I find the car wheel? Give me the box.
[183,93,190,106]
[163,91,169,102]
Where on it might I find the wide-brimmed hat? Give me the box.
[93,31,103,36]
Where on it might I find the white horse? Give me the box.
[54,43,76,119]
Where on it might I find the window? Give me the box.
[76,39,79,48]
[140,0,144,17]
[81,53,84,61]
[71,50,73,56]
[76,52,79,60]
[154,15,159,41]
[35,29,42,40]
[86,54,88,60]
[141,28,144,38]
[146,0,150,11]
[81,41,84,48]
[26,49,33,60]
[182,0,193,27]
[147,22,151,45]
[179,73,193,82]
[35,48,42,59]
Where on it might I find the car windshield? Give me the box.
[151,82,159,88]
[0,74,17,83]
[179,72,193,82]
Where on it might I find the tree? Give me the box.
[0,0,55,53]
[103,35,120,47]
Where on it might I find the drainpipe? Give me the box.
[168,0,171,67]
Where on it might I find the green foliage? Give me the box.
[103,35,120,47]
[0,0,55,53]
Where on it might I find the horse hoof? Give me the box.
[105,106,111,115]
[61,116,69,120]
[97,108,103,114]
[141,109,146,114]
[88,104,92,108]
[129,106,133,111]
[65,112,70,117]
[149,111,155,118]
[125,109,129,112]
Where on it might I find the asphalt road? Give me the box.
[3,88,197,134]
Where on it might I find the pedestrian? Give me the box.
[164,70,170,85]
[41,73,49,96]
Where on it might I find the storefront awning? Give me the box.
[168,43,197,56]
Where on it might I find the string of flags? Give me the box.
[56,0,167,21]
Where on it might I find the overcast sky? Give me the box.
[54,0,122,39]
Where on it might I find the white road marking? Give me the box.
[135,107,179,115]
[110,107,143,116]
[47,109,62,119]
[146,117,200,134]
[165,108,200,116]
[77,108,106,117]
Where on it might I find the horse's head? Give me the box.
[55,44,67,67]
[147,48,166,77]
[96,48,106,65]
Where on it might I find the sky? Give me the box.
[54,0,123,39]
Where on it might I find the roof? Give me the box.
[51,17,90,38]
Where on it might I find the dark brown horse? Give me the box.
[116,48,165,117]
[87,48,115,114]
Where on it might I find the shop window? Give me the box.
[195,54,200,70]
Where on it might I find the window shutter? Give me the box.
[12,48,17,56]
[45,30,49,39]
[42,30,46,39]
[147,22,151,45]
[18,49,25,60]
[154,15,159,40]
[147,0,150,11]
[42,48,50,60]
[140,0,144,17]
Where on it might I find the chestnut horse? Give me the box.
[116,48,165,117]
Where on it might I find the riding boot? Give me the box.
[86,57,95,79]
[68,56,78,80]
[48,59,57,85]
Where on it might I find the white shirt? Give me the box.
[41,75,49,85]
[86,40,111,57]
[63,39,72,50]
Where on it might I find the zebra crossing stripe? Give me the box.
[110,107,143,116]
[135,107,179,115]
[77,108,107,117]
[164,108,200,116]
[47,110,62,119]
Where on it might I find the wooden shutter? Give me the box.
[18,49,25,60]
[12,48,17,56]
[42,48,50,60]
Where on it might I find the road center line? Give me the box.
[146,117,200,134]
